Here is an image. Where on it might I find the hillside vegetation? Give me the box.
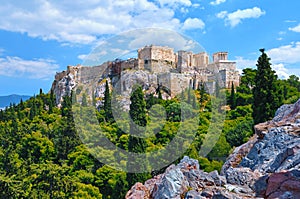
[1,51,300,198]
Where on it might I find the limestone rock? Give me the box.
[125,182,149,199]
[126,99,300,199]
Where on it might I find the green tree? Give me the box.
[199,82,207,109]
[252,49,282,124]
[126,85,150,188]
[103,80,113,122]
[29,98,37,120]
[56,94,80,161]
[81,93,88,107]
[287,75,300,91]
[228,82,236,109]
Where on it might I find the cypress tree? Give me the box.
[29,98,37,120]
[229,82,236,109]
[252,49,282,124]
[81,93,88,107]
[199,82,206,108]
[56,94,80,161]
[126,85,150,188]
[103,80,113,122]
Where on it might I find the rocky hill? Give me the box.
[126,99,300,199]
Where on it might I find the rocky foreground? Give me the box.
[126,99,300,199]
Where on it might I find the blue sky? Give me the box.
[0,0,300,95]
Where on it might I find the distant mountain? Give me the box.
[0,94,31,109]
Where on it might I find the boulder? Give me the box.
[266,170,300,199]
[125,182,149,199]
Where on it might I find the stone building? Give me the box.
[52,45,240,105]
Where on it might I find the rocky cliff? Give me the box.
[126,99,300,199]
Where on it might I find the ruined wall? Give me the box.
[138,45,176,73]
[193,52,209,67]
[220,70,240,88]
[177,51,193,73]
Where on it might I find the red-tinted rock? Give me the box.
[125,182,150,199]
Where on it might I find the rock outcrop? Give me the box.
[126,99,300,199]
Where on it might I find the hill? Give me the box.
[0,94,31,108]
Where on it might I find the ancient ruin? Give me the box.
[51,45,240,106]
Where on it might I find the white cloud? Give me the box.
[234,56,256,72]
[157,0,192,7]
[0,56,59,79]
[289,24,300,33]
[279,31,286,35]
[80,28,205,65]
[235,42,300,79]
[182,18,205,30]
[192,3,201,8]
[216,11,228,19]
[285,20,297,23]
[0,0,197,45]
[217,7,266,27]
[267,42,300,64]
[210,0,226,6]
[78,54,88,60]
[272,63,290,79]
[234,56,291,79]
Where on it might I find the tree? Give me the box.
[56,94,81,161]
[228,82,236,109]
[287,75,300,91]
[126,85,150,188]
[81,93,88,107]
[29,97,37,120]
[199,82,206,108]
[252,49,282,124]
[103,80,113,122]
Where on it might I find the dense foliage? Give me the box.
[0,60,300,198]
[252,49,282,124]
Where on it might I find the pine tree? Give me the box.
[252,49,282,124]
[29,98,37,120]
[126,85,150,188]
[48,89,56,114]
[229,82,236,109]
[103,80,113,122]
[56,94,80,161]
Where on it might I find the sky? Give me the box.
[0,0,300,96]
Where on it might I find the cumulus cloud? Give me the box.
[210,0,226,6]
[234,56,256,70]
[0,0,197,44]
[217,7,266,27]
[289,24,300,33]
[267,42,300,64]
[182,18,205,30]
[235,42,300,79]
[272,63,290,79]
[234,56,292,79]
[0,56,59,79]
